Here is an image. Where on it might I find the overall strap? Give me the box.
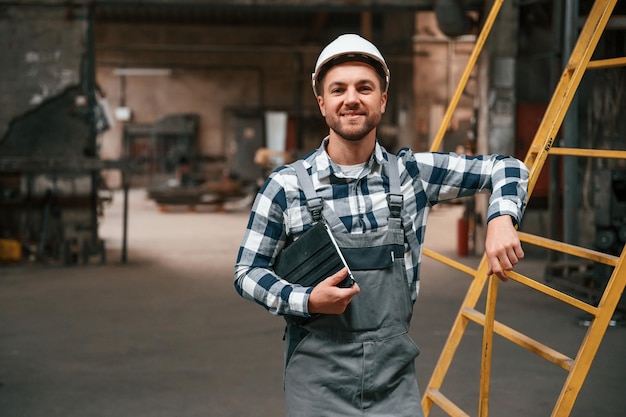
[293,161,349,232]
[385,153,421,252]
[385,154,403,219]
[293,161,323,223]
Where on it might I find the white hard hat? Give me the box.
[311,34,390,97]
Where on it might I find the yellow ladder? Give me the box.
[421,0,626,416]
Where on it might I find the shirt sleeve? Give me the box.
[401,150,529,225]
[233,168,313,317]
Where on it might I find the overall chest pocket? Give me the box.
[342,243,404,271]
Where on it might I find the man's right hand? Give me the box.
[307,268,360,314]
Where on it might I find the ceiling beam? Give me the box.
[7,0,486,11]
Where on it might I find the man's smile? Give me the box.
[341,112,365,120]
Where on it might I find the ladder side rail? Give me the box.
[428,0,503,153]
[478,276,499,417]
[551,244,626,417]
[545,16,626,413]
[523,3,621,414]
[422,259,491,415]
[423,1,505,413]
[523,0,617,197]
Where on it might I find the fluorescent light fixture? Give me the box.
[112,68,172,76]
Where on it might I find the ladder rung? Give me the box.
[462,307,574,371]
[423,248,478,277]
[548,147,626,160]
[506,270,599,315]
[518,232,619,267]
[425,388,471,417]
[587,56,626,69]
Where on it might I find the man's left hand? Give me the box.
[485,215,524,281]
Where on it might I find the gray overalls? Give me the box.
[283,156,424,417]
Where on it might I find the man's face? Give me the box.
[317,62,387,142]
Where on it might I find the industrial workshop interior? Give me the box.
[0,0,625,416]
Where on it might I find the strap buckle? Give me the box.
[387,193,404,218]
[306,197,324,222]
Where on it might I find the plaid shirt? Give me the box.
[234,140,528,317]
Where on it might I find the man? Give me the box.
[234,34,528,417]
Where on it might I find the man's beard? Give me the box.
[325,112,381,142]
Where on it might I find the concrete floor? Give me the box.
[0,189,624,417]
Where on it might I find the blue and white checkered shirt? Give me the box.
[234,140,528,317]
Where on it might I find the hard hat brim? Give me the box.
[313,53,389,97]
